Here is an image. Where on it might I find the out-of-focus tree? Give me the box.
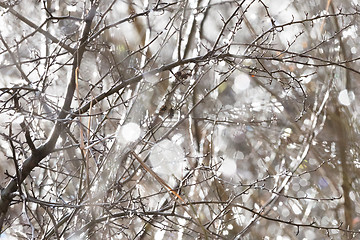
[0,0,359,239]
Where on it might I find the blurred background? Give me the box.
[0,0,359,239]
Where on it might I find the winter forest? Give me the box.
[0,0,359,239]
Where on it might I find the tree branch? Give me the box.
[0,2,98,231]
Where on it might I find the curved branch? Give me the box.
[0,2,98,230]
